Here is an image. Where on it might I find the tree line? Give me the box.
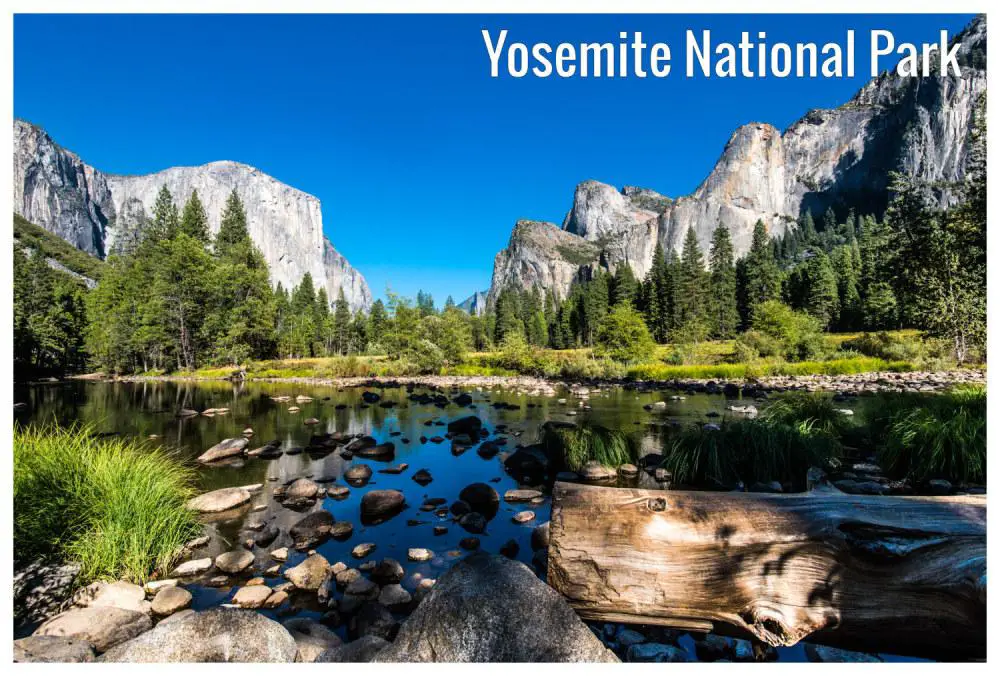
[12,98,984,377]
[483,96,985,363]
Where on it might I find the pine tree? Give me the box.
[675,228,708,327]
[368,299,388,347]
[215,190,250,256]
[831,245,861,330]
[822,207,837,235]
[641,246,673,342]
[800,209,816,243]
[416,290,435,316]
[494,287,524,343]
[707,224,739,338]
[179,190,210,242]
[885,169,985,362]
[802,251,840,329]
[333,288,351,355]
[738,220,781,326]
[581,271,609,346]
[609,265,639,307]
[150,186,179,241]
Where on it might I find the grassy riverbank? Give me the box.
[171,330,962,382]
[14,425,199,584]
[547,386,986,489]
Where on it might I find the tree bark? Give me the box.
[548,482,985,659]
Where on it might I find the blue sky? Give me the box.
[14,13,974,305]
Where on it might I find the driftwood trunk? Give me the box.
[548,482,985,659]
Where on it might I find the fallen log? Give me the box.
[548,482,985,660]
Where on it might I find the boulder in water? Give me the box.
[186,487,251,513]
[360,490,405,524]
[197,438,249,463]
[372,553,617,662]
[458,483,499,518]
[289,511,336,550]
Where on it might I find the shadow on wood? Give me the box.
[547,482,985,660]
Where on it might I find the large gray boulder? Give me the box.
[373,553,618,662]
[100,608,297,662]
[34,606,152,653]
[317,635,390,662]
[14,635,96,662]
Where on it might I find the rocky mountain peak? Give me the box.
[486,16,986,304]
[13,119,371,311]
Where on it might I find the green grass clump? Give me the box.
[661,419,840,490]
[762,392,856,436]
[14,424,199,584]
[540,422,639,471]
[874,385,986,485]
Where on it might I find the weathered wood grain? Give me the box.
[548,482,986,659]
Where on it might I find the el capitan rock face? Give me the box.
[13,121,372,312]
[487,16,986,306]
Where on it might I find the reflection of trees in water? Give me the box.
[23,381,750,484]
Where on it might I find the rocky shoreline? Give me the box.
[94,368,984,396]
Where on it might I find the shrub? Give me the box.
[842,331,953,367]
[874,385,986,484]
[497,332,543,373]
[746,300,828,361]
[540,422,639,471]
[594,303,656,364]
[14,424,199,584]
[661,418,841,489]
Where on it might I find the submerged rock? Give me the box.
[100,608,297,662]
[626,642,689,662]
[805,643,882,662]
[372,553,617,662]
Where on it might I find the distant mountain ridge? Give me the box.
[485,15,986,307]
[13,120,372,311]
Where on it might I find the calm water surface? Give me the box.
[14,380,922,662]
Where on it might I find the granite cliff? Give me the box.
[486,15,986,305]
[13,120,372,311]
